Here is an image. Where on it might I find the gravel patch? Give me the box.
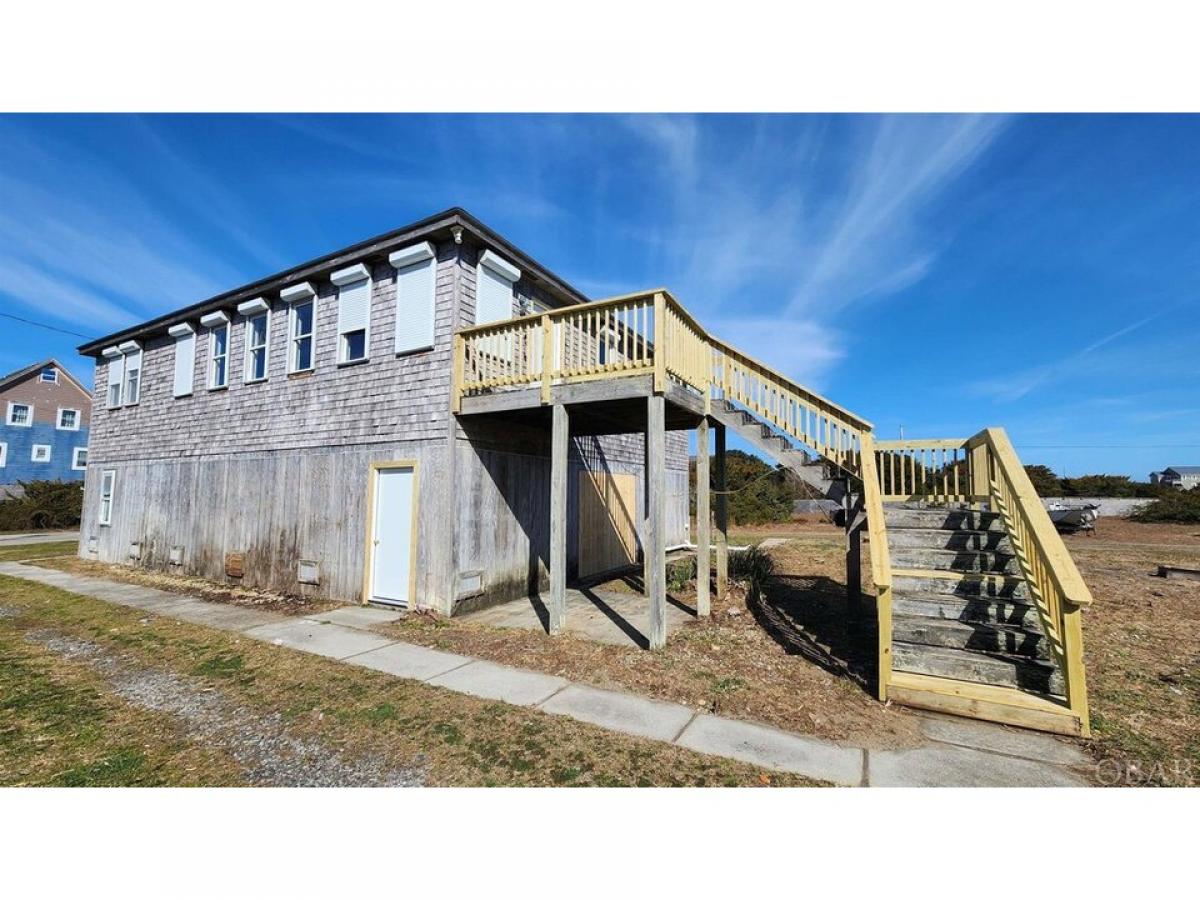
[26,630,425,787]
[0,606,18,619]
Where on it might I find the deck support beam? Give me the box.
[549,402,568,635]
[696,417,711,617]
[714,422,729,600]
[646,394,667,649]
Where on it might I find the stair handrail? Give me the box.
[968,426,1092,731]
[858,433,894,701]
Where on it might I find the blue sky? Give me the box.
[1,114,1197,478]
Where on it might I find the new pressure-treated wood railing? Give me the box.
[453,289,872,477]
[871,428,1092,729]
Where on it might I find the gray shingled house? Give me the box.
[77,206,1098,736]
[78,209,689,628]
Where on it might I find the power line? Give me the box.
[0,311,96,340]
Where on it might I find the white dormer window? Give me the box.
[57,408,80,430]
[475,250,521,325]
[201,311,231,389]
[6,402,31,427]
[238,298,271,383]
[332,263,371,364]
[281,282,317,373]
[40,366,58,383]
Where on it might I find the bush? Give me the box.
[729,545,776,590]
[1130,490,1200,524]
[0,480,83,531]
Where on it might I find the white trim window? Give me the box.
[57,407,81,431]
[98,469,116,526]
[281,282,317,373]
[475,249,521,325]
[201,311,231,389]
[0,442,7,467]
[103,346,124,407]
[390,242,436,355]
[31,444,51,463]
[238,298,271,383]
[119,340,142,405]
[40,366,59,383]
[5,402,32,427]
[332,263,371,365]
[72,447,88,471]
[169,322,196,398]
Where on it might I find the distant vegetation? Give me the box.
[1130,489,1200,524]
[1023,465,1169,499]
[0,481,83,531]
[691,450,803,526]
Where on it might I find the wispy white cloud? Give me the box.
[0,256,132,330]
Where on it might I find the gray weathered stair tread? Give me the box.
[891,591,1042,628]
[886,527,1011,551]
[883,507,1005,532]
[892,614,1050,660]
[892,572,1030,599]
[893,642,1065,696]
[889,547,1019,574]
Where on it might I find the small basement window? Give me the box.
[98,470,116,526]
[0,442,7,467]
[31,444,51,463]
[72,447,88,471]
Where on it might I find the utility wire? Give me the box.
[0,311,96,340]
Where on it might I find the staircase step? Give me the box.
[892,614,1050,660]
[889,547,1019,575]
[883,507,1004,532]
[893,642,1064,696]
[887,527,1010,551]
[892,591,1042,628]
[892,572,1029,600]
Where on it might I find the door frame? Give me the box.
[361,459,420,608]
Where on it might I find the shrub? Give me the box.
[729,545,775,590]
[1130,490,1200,524]
[0,480,83,531]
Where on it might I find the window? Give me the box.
[202,312,231,389]
[169,323,196,397]
[333,263,371,364]
[475,250,521,325]
[104,342,142,408]
[105,350,124,408]
[390,242,436,354]
[5,402,31,427]
[40,366,58,383]
[72,447,88,471]
[57,408,80,430]
[31,444,51,463]
[290,299,315,372]
[0,442,6,467]
[123,349,142,404]
[245,311,270,381]
[98,470,116,526]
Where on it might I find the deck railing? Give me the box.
[454,289,872,476]
[873,438,979,503]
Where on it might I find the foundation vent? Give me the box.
[457,570,484,598]
[169,545,184,566]
[298,560,320,585]
[128,542,141,560]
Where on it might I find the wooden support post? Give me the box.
[696,417,711,617]
[549,403,568,635]
[540,314,554,405]
[646,395,667,649]
[652,292,666,394]
[715,421,728,600]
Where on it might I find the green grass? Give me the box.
[0,541,78,563]
[0,574,825,787]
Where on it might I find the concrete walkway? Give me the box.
[0,530,80,546]
[0,561,1093,787]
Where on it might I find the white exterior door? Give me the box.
[369,466,415,606]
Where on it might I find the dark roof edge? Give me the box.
[0,357,90,396]
[77,207,590,356]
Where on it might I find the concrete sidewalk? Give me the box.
[0,561,1093,787]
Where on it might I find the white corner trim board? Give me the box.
[389,242,435,269]
[236,297,270,316]
[280,282,317,304]
[167,322,194,338]
[330,263,371,286]
[479,249,521,283]
[199,311,230,328]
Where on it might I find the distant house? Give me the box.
[0,359,91,488]
[1153,467,1200,491]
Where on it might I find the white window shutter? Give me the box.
[172,332,195,397]
[394,258,436,353]
[106,356,124,390]
[476,264,515,325]
[337,277,371,336]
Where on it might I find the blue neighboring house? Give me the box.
[0,359,91,488]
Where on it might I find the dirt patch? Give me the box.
[36,556,337,615]
[381,533,923,750]
[1062,520,1200,785]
